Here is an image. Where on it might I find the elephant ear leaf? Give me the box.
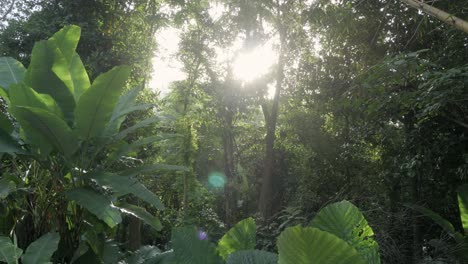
[457,185,468,234]
[22,232,60,264]
[310,200,380,264]
[75,66,131,140]
[226,250,277,264]
[172,226,222,264]
[0,57,26,91]
[218,218,256,260]
[277,225,366,264]
[0,236,23,264]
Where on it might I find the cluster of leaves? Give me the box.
[0,25,182,262]
[126,200,380,264]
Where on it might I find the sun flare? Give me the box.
[232,44,277,82]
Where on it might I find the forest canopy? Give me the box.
[0,0,467,263]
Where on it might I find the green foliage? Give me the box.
[0,24,181,262]
[226,250,277,264]
[310,201,380,264]
[277,225,367,264]
[172,226,222,264]
[22,232,60,264]
[0,237,23,264]
[135,201,379,264]
[0,57,26,90]
[217,217,256,260]
[0,232,60,264]
[407,185,468,262]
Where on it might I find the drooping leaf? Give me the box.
[172,226,222,264]
[118,203,162,230]
[22,232,60,264]
[0,112,13,134]
[0,130,27,155]
[9,83,63,117]
[104,86,143,136]
[0,57,26,90]
[85,172,164,210]
[218,218,256,260]
[405,204,460,240]
[277,225,366,264]
[66,188,122,228]
[12,106,77,158]
[119,164,188,177]
[226,250,277,264]
[75,66,130,140]
[0,236,23,264]
[25,40,76,122]
[310,200,380,263]
[114,116,162,141]
[458,185,468,234]
[0,174,19,199]
[108,134,181,162]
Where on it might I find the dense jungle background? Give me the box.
[0,0,467,263]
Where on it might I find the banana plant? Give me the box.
[407,184,468,262]
[0,25,184,261]
[125,200,380,264]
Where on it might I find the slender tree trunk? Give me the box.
[258,12,286,220]
[128,215,141,251]
[223,108,236,227]
[401,0,468,33]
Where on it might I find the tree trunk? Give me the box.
[258,12,286,220]
[223,111,236,227]
[128,215,141,251]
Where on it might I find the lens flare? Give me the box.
[208,172,226,188]
[198,230,207,240]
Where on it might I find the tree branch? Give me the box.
[401,0,468,33]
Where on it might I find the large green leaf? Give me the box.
[0,88,10,105]
[48,26,90,102]
[0,236,23,264]
[75,66,130,140]
[9,83,63,117]
[226,250,277,264]
[104,86,143,136]
[50,25,80,63]
[118,203,162,231]
[12,106,77,158]
[22,232,60,264]
[277,225,366,264]
[310,200,380,264]
[66,188,122,228]
[25,40,76,122]
[218,218,256,260]
[85,172,164,210]
[127,247,174,264]
[0,57,26,91]
[172,226,222,264]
